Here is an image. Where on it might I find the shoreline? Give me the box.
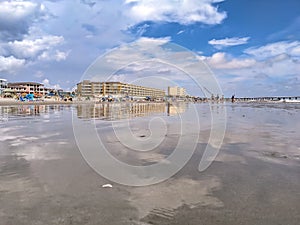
[0,99,299,106]
[0,100,77,106]
[0,99,167,106]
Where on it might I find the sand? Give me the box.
[0,102,299,225]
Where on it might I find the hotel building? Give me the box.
[168,86,186,97]
[77,80,165,98]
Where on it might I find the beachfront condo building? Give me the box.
[168,86,186,97]
[0,79,8,94]
[77,80,165,98]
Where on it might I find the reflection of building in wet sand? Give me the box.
[77,102,188,120]
[0,105,69,117]
[77,103,166,120]
[167,102,188,116]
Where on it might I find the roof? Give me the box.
[8,82,43,86]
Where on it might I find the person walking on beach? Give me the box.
[231,95,235,103]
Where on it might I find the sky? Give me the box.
[0,0,300,97]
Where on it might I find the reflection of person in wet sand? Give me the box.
[34,105,40,115]
[231,95,235,103]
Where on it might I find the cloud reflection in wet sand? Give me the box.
[0,103,299,225]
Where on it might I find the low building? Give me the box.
[168,86,186,97]
[7,82,47,97]
[77,80,165,99]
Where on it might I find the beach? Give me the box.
[0,102,299,225]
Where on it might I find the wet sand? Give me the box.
[0,103,299,225]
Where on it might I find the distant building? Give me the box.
[7,82,47,96]
[0,79,8,94]
[77,80,165,98]
[168,86,186,97]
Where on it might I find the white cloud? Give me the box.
[125,0,227,25]
[0,56,26,74]
[42,78,61,90]
[42,78,50,86]
[244,41,300,59]
[290,45,300,56]
[7,35,64,60]
[177,30,184,35]
[110,74,127,82]
[205,52,256,69]
[38,50,69,62]
[0,1,47,41]
[34,71,44,78]
[205,41,300,81]
[54,50,69,61]
[103,37,171,67]
[136,36,171,47]
[257,54,300,78]
[209,37,250,49]
[0,34,68,74]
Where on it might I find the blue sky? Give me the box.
[0,0,299,97]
